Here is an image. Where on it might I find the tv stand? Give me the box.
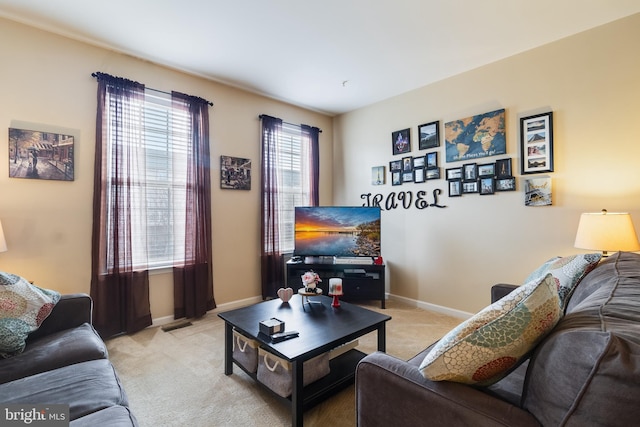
[286,259,386,308]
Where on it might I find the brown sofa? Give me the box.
[0,294,138,426]
[356,251,640,426]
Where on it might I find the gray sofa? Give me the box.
[0,293,138,426]
[356,251,640,426]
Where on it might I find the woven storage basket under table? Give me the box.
[257,347,330,397]
[232,329,259,373]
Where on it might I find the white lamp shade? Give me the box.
[574,211,640,253]
[0,220,7,253]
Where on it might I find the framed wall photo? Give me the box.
[449,180,462,197]
[414,167,425,183]
[418,121,439,150]
[462,181,478,194]
[372,166,385,185]
[478,163,495,177]
[496,158,512,178]
[463,163,478,181]
[521,112,554,174]
[221,155,251,190]
[402,156,413,172]
[446,167,462,181]
[9,128,75,181]
[426,167,440,180]
[426,152,438,168]
[413,156,425,169]
[479,177,495,195]
[389,159,402,172]
[496,177,516,191]
[392,128,411,155]
[391,171,402,186]
[402,171,414,183]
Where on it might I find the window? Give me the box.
[268,122,313,253]
[104,89,188,270]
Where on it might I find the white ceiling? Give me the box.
[1,1,639,116]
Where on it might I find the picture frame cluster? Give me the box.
[445,158,515,197]
[386,121,441,186]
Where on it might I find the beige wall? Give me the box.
[333,13,640,315]
[0,18,333,321]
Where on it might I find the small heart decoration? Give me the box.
[277,287,294,303]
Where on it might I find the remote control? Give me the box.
[271,331,299,342]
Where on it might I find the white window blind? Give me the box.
[105,89,188,271]
[271,123,312,253]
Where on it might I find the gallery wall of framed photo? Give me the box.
[372,109,555,206]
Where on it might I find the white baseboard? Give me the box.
[387,293,473,320]
[151,295,263,327]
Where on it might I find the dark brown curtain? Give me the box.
[172,91,215,319]
[91,72,152,339]
[260,115,284,299]
[302,124,320,206]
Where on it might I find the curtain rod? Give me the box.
[91,72,213,106]
[259,114,322,133]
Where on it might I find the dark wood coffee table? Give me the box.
[218,295,391,427]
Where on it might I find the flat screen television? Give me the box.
[294,206,381,257]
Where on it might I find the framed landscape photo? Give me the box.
[418,121,439,150]
[392,128,411,155]
[496,177,516,191]
[521,112,554,174]
[426,167,440,180]
[413,156,425,169]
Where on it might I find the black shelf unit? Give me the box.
[286,259,386,308]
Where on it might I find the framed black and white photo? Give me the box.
[462,181,478,194]
[392,128,411,155]
[402,156,413,172]
[449,180,462,197]
[463,163,478,181]
[372,166,385,185]
[389,159,402,172]
[418,121,439,150]
[392,171,402,186]
[221,155,251,190]
[520,112,554,174]
[413,156,425,169]
[402,171,414,183]
[414,167,425,183]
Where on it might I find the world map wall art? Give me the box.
[444,108,506,163]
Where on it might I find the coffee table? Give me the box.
[218,295,391,427]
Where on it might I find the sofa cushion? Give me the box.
[0,358,129,421]
[0,323,108,383]
[522,252,640,426]
[0,272,60,357]
[70,405,138,427]
[419,273,561,386]
[523,253,601,310]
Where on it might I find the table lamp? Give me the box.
[328,278,343,308]
[0,220,7,253]
[574,209,640,257]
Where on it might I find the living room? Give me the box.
[1,3,640,426]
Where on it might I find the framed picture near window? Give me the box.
[449,180,462,197]
[520,112,554,174]
[496,158,512,178]
[414,167,425,183]
[8,128,75,181]
[221,155,251,190]
[463,163,477,181]
[392,128,411,155]
[418,121,439,150]
[446,167,462,181]
[478,163,495,177]
[480,177,495,195]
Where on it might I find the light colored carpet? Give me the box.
[106,299,462,427]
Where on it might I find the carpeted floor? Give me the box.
[106,298,462,427]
